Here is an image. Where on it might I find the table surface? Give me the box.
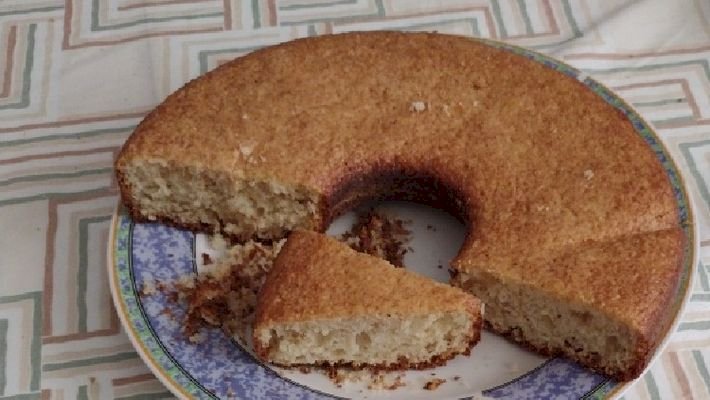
[1,1,709,399]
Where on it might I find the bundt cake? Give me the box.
[115,31,684,380]
[253,230,482,369]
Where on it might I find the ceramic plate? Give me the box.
[107,39,698,400]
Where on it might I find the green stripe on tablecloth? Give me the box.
[42,352,139,372]
[583,59,710,79]
[0,320,7,396]
[0,127,133,149]
[561,0,582,37]
[90,0,222,31]
[0,24,35,111]
[699,262,710,291]
[77,215,113,332]
[77,385,88,400]
[633,98,686,107]
[490,0,507,38]
[652,116,696,126]
[0,6,62,16]
[198,46,261,74]
[679,140,710,213]
[115,392,175,400]
[680,320,710,331]
[280,0,357,10]
[307,24,317,36]
[251,0,261,28]
[388,19,480,35]
[693,351,710,393]
[278,0,384,26]
[0,293,42,392]
[0,168,113,188]
[30,293,41,392]
[0,393,41,400]
[644,372,662,400]
[692,293,710,302]
[0,187,112,208]
[516,0,533,35]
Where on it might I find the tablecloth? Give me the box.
[0,0,709,399]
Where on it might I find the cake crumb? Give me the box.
[424,378,446,390]
[177,275,196,289]
[298,366,312,374]
[159,307,174,319]
[324,369,405,391]
[188,331,206,344]
[410,101,427,112]
[536,204,550,212]
[584,169,594,180]
[141,278,157,296]
[366,372,405,390]
[385,374,406,390]
[209,234,228,252]
[238,142,256,157]
[442,104,451,116]
[201,253,213,265]
[176,239,285,343]
[339,210,412,267]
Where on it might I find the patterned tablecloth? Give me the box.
[1,0,709,399]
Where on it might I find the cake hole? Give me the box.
[326,200,466,283]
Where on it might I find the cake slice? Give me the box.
[451,227,685,380]
[253,230,482,370]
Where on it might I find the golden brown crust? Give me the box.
[255,230,480,324]
[253,230,482,368]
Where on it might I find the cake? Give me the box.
[114,31,684,380]
[452,228,683,379]
[253,230,482,369]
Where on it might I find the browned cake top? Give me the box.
[478,227,684,341]
[255,230,480,326]
[117,31,679,271]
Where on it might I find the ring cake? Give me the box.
[115,32,685,380]
[253,230,482,369]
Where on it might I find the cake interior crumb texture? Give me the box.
[253,230,482,370]
[261,313,472,367]
[122,161,318,240]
